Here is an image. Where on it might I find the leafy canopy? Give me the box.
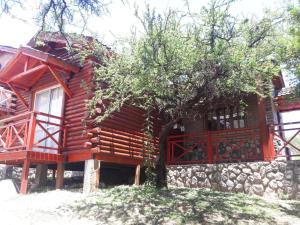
[89,0,282,123]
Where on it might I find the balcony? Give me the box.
[0,111,66,163]
[167,128,262,164]
[0,87,16,115]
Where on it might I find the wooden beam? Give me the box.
[134,164,141,185]
[7,83,29,109]
[55,162,64,189]
[20,159,30,194]
[48,66,72,97]
[257,96,272,161]
[20,47,79,73]
[7,64,47,83]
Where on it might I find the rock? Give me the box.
[260,166,266,178]
[204,178,211,188]
[266,172,276,179]
[242,168,252,174]
[285,170,293,180]
[237,173,247,183]
[191,177,198,186]
[263,177,269,187]
[265,164,273,173]
[278,161,287,173]
[269,180,278,190]
[226,179,234,191]
[180,169,186,178]
[229,173,236,179]
[252,184,264,196]
[234,183,244,192]
[249,163,260,172]
[253,172,261,184]
[232,168,241,175]
[275,172,284,181]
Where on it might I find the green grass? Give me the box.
[58,186,300,225]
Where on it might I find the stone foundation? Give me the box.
[167,160,300,199]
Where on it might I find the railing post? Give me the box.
[207,131,213,164]
[268,125,275,160]
[26,112,36,151]
[167,139,170,164]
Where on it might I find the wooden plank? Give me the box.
[7,83,29,109]
[48,66,72,97]
[7,64,48,83]
[94,153,143,165]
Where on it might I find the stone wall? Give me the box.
[167,160,300,199]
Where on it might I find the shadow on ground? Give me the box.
[59,186,299,225]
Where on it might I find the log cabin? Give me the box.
[0,34,159,193]
[0,33,299,194]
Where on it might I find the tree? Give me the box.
[0,0,108,33]
[285,1,300,79]
[87,0,282,187]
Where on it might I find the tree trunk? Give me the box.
[155,120,177,188]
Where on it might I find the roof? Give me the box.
[0,46,80,89]
[0,45,17,54]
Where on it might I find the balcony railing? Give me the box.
[0,87,16,113]
[0,111,67,154]
[167,128,261,164]
[270,121,300,160]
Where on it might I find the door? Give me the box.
[34,86,64,153]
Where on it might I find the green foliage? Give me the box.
[89,0,282,125]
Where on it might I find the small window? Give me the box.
[207,106,246,131]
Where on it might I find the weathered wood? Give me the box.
[48,66,73,97]
[83,159,100,193]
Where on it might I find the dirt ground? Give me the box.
[0,187,300,225]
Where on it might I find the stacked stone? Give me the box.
[167,160,300,200]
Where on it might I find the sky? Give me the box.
[0,0,291,47]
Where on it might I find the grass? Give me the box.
[58,186,300,225]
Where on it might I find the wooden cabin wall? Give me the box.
[88,105,160,159]
[63,62,92,153]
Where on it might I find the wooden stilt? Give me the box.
[55,163,64,189]
[20,159,30,194]
[134,164,141,186]
[83,159,100,193]
[52,169,56,180]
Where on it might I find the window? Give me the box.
[207,106,246,130]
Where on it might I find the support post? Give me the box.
[257,96,271,161]
[34,164,48,187]
[3,165,13,179]
[55,162,64,189]
[20,159,30,194]
[83,159,100,193]
[207,131,213,163]
[134,164,141,186]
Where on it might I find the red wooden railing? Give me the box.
[167,128,261,164]
[269,121,300,159]
[0,87,16,113]
[0,111,66,153]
